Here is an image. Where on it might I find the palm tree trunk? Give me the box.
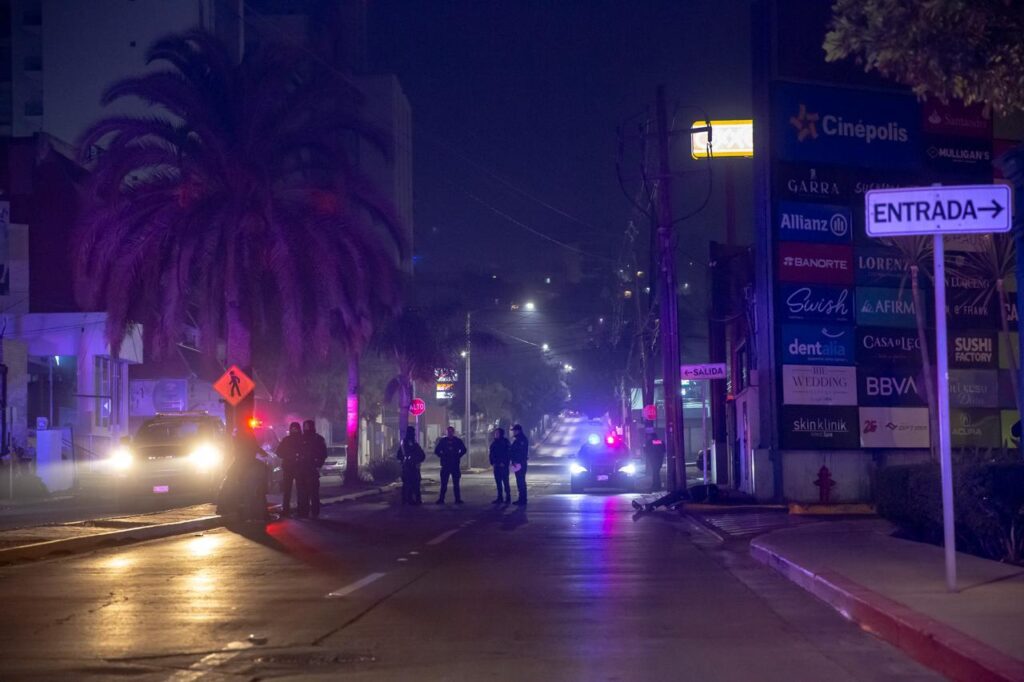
[345,354,361,485]
[398,376,411,437]
[998,278,1021,417]
[910,265,938,462]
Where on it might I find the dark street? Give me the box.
[0,420,937,681]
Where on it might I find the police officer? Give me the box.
[301,419,328,519]
[489,427,511,504]
[275,422,304,517]
[644,432,667,492]
[397,426,426,504]
[509,424,529,505]
[434,426,467,504]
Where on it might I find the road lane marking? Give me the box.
[426,529,460,546]
[168,641,251,681]
[327,572,387,599]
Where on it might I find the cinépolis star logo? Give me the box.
[789,103,819,142]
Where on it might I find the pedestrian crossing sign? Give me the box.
[214,365,255,406]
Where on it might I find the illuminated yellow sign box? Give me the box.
[690,119,753,159]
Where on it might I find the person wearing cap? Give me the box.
[275,422,304,517]
[301,419,328,518]
[509,424,529,505]
[434,425,467,504]
[643,432,666,492]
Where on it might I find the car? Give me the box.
[320,446,346,477]
[568,433,642,493]
[103,413,229,499]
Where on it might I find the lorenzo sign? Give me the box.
[774,83,920,169]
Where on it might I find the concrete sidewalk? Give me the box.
[751,518,1024,682]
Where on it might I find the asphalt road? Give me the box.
[0,420,938,681]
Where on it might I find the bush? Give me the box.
[876,462,1024,564]
[367,457,401,484]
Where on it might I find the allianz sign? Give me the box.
[776,201,852,244]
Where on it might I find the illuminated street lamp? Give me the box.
[524,301,536,311]
[563,364,574,372]
[542,343,550,352]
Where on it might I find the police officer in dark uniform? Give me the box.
[644,432,667,492]
[434,426,467,504]
[301,419,328,518]
[275,422,304,517]
[397,426,426,504]
[509,424,529,505]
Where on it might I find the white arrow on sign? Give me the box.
[680,363,726,380]
[865,184,1011,237]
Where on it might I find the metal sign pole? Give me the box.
[701,382,709,484]
[933,234,957,592]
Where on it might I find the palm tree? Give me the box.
[376,304,501,437]
[953,234,1019,416]
[73,31,404,439]
[883,236,937,460]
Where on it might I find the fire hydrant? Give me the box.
[813,465,835,504]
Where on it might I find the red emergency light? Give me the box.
[605,435,616,445]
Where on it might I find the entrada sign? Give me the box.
[865,185,1011,237]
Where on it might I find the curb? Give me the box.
[0,514,224,565]
[0,483,403,565]
[787,502,876,516]
[750,539,1024,682]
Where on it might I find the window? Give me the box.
[94,356,111,428]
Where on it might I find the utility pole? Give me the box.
[654,85,686,493]
[465,311,472,468]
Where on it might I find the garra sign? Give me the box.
[680,363,726,380]
[865,185,1011,237]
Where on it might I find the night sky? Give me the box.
[368,1,755,293]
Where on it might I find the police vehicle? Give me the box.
[568,432,641,493]
[102,412,228,499]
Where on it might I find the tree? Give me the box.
[883,236,938,460]
[824,0,1024,115]
[73,31,403,440]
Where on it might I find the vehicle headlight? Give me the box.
[618,462,637,476]
[569,462,588,475]
[188,443,223,471]
[108,446,134,471]
[587,434,600,446]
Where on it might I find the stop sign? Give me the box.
[642,404,657,421]
[409,398,426,416]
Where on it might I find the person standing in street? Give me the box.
[397,426,426,505]
[509,423,529,505]
[434,425,467,504]
[644,432,666,492]
[275,422,304,517]
[489,427,511,504]
[301,419,328,519]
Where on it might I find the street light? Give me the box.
[524,301,536,311]
[542,343,550,352]
[564,364,574,372]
